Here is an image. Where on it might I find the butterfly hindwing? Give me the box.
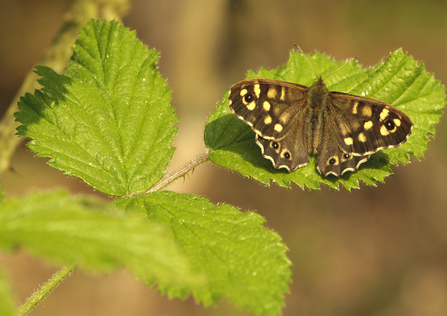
[316,116,370,176]
[256,133,310,172]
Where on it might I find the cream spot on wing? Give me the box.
[344,137,353,146]
[267,87,277,99]
[380,108,389,121]
[274,124,283,132]
[364,121,373,130]
[352,101,359,114]
[362,105,372,117]
[264,115,272,125]
[358,132,367,142]
[246,101,256,111]
[253,84,261,98]
[280,86,286,101]
[339,123,350,136]
[240,89,248,97]
[393,118,401,127]
[380,125,390,136]
[263,101,271,111]
[279,113,291,124]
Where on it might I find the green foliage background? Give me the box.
[1,1,447,316]
[6,19,292,316]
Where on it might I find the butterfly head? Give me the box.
[308,77,329,107]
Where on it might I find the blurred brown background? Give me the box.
[1,0,447,315]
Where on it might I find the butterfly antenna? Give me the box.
[294,45,358,81]
[294,44,319,80]
[322,56,358,81]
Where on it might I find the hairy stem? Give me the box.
[148,151,211,193]
[17,265,77,316]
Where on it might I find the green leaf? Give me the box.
[15,20,178,196]
[0,190,201,290]
[114,191,291,316]
[205,49,445,190]
[0,268,15,316]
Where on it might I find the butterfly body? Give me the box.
[229,77,413,177]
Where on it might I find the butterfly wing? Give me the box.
[316,92,413,176]
[316,129,370,176]
[230,79,313,171]
[328,92,413,155]
[255,133,311,172]
[229,79,310,139]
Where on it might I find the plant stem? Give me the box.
[148,151,211,193]
[17,265,77,316]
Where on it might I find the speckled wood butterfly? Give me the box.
[229,52,413,177]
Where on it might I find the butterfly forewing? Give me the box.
[229,75,413,177]
[329,92,413,156]
[229,79,311,140]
